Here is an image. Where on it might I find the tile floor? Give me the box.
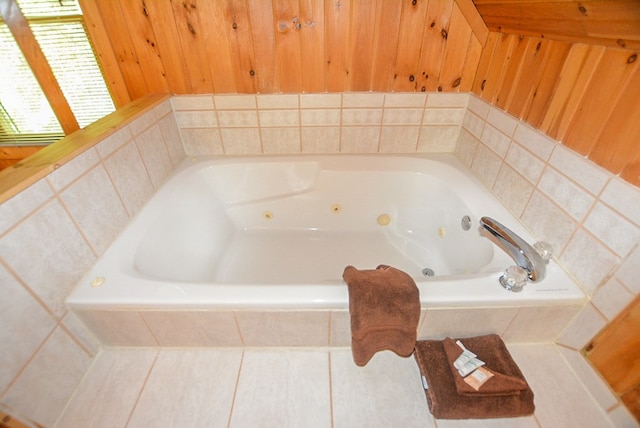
[55,344,627,428]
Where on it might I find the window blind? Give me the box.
[0,0,115,145]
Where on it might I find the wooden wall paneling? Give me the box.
[479,32,516,103]
[347,0,377,91]
[227,0,259,93]
[563,48,638,156]
[591,67,640,177]
[438,2,473,92]
[195,1,240,94]
[587,295,640,412]
[370,0,402,92]
[324,0,351,92]
[78,0,132,106]
[523,39,571,128]
[506,37,550,118]
[459,34,482,92]
[247,0,277,93]
[493,35,528,110]
[393,0,429,92]
[471,31,498,95]
[94,1,150,99]
[540,43,603,139]
[299,0,325,92]
[141,0,191,94]
[169,0,215,93]
[416,0,453,92]
[0,0,79,134]
[273,0,303,93]
[117,1,170,95]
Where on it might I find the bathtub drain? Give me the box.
[422,268,435,277]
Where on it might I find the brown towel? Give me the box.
[343,265,420,366]
[414,334,535,419]
[442,337,529,396]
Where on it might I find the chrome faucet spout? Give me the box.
[480,216,546,282]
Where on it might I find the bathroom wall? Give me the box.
[457,94,640,422]
[1,91,639,424]
[0,98,185,427]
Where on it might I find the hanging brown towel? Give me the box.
[343,265,420,366]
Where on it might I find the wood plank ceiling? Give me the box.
[473,0,640,49]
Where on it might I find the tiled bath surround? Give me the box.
[1,92,639,425]
[0,97,186,426]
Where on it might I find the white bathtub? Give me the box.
[67,154,585,311]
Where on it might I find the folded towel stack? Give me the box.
[342,265,420,366]
[414,334,535,419]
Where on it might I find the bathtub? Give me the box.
[67,154,585,312]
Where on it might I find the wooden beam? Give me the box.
[0,0,79,134]
[455,0,490,46]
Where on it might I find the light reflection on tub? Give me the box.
[67,154,585,310]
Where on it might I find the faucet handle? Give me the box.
[533,241,553,263]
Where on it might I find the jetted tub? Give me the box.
[67,154,585,310]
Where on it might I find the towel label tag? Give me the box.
[421,375,429,390]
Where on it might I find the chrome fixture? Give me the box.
[480,217,551,290]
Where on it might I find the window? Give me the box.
[0,0,115,145]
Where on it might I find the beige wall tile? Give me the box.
[4,328,92,427]
[47,148,100,192]
[301,127,340,153]
[60,166,130,254]
[300,93,342,108]
[382,108,424,125]
[174,110,217,128]
[549,145,611,195]
[180,128,224,156]
[505,142,546,184]
[538,167,595,221]
[378,126,419,153]
[330,310,351,346]
[217,110,259,127]
[142,311,243,346]
[104,141,154,216]
[583,202,640,258]
[461,110,484,139]
[560,229,620,294]
[503,305,582,342]
[128,109,158,137]
[340,127,380,153]
[342,108,383,126]
[384,93,427,108]
[426,92,469,108]
[135,124,174,187]
[0,178,52,236]
[157,113,186,165]
[257,94,299,109]
[261,127,301,154]
[487,107,518,136]
[220,128,261,154]
[454,128,479,168]
[417,307,518,339]
[95,126,134,158]
[214,94,256,109]
[466,94,490,118]
[470,143,502,188]
[74,310,158,346]
[171,95,214,110]
[0,200,95,316]
[492,163,535,217]
[259,109,299,127]
[480,123,511,157]
[0,264,56,392]
[422,108,465,125]
[343,93,384,108]
[417,125,459,153]
[513,123,556,160]
[557,303,608,350]
[300,108,341,126]
[521,191,576,253]
[613,244,640,294]
[591,278,634,321]
[235,311,330,347]
[600,177,640,227]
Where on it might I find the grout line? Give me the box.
[123,350,160,427]
[226,349,245,428]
